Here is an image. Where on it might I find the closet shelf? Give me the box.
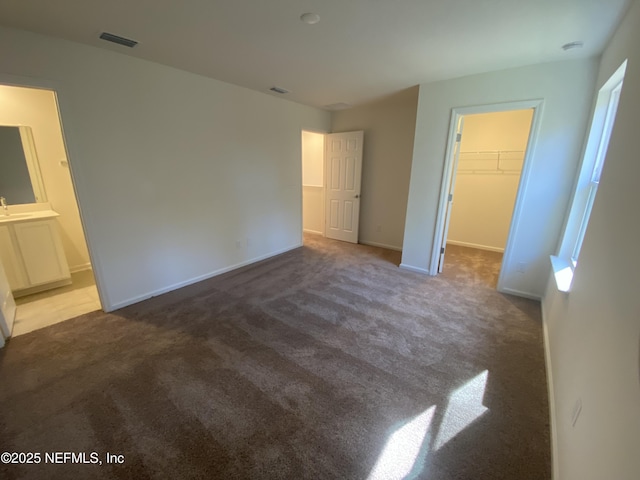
[457,150,524,175]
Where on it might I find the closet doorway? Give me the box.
[434,104,539,288]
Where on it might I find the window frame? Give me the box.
[570,79,623,265]
[551,60,627,292]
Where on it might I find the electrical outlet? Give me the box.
[517,262,526,273]
[376,224,382,232]
[235,240,242,249]
[571,398,582,427]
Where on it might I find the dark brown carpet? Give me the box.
[0,234,550,479]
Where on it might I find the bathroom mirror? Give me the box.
[0,125,47,205]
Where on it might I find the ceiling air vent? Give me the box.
[99,32,138,48]
[270,86,290,94]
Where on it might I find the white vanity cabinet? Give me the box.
[0,213,71,296]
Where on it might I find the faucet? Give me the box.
[1,197,7,216]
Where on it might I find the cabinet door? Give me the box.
[13,220,70,286]
[0,226,28,290]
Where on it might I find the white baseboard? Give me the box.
[497,286,541,301]
[303,229,324,235]
[359,240,402,252]
[541,300,559,480]
[399,263,430,275]
[70,263,92,274]
[447,239,504,253]
[106,243,303,312]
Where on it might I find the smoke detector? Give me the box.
[300,13,320,25]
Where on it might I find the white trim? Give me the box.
[107,243,302,312]
[446,240,504,253]
[541,298,559,480]
[430,114,462,275]
[69,263,92,274]
[430,100,545,297]
[303,229,324,235]
[399,263,430,275]
[496,286,541,301]
[360,240,402,252]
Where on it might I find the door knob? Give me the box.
[354,194,360,198]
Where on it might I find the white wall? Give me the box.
[0,26,330,311]
[302,131,324,234]
[542,1,640,478]
[447,110,532,252]
[331,87,419,251]
[0,85,91,272]
[402,59,598,297]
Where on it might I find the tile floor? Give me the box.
[12,269,102,337]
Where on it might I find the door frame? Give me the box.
[429,99,544,293]
[437,115,464,273]
[0,73,107,311]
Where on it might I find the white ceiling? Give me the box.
[0,0,632,109]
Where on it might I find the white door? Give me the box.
[438,117,464,272]
[0,259,16,346]
[325,131,364,243]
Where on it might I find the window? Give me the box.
[570,79,623,264]
[551,60,626,291]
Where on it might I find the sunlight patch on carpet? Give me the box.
[434,370,489,451]
[367,406,435,480]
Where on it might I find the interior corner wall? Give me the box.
[0,85,91,272]
[402,59,598,297]
[330,86,419,251]
[0,26,330,311]
[301,131,325,235]
[542,1,640,478]
[447,110,533,252]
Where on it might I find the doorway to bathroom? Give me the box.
[0,83,101,341]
